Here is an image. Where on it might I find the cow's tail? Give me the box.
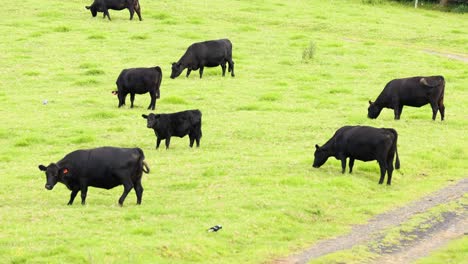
[155,66,162,99]
[142,160,150,174]
[386,128,400,170]
[136,148,150,175]
[394,143,400,170]
[197,110,202,138]
[226,40,233,73]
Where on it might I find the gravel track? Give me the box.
[275,178,468,264]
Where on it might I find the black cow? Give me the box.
[170,39,235,79]
[113,66,162,110]
[313,126,400,185]
[86,0,142,21]
[368,76,445,120]
[38,147,150,206]
[142,110,202,149]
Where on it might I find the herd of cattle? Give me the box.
[38,0,447,205]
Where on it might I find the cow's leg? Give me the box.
[148,93,156,110]
[104,9,111,21]
[128,7,135,20]
[134,179,144,204]
[228,60,235,77]
[135,5,142,21]
[430,100,439,121]
[80,185,88,205]
[118,180,134,206]
[199,67,204,78]
[378,160,386,184]
[68,188,79,205]
[165,137,171,149]
[393,103,402,120]
[130,93,135,108]
[396,105,403,120]
[349,158,355,173]
[119,93,127,107]
[156,137,162,149]
[186,69,192,77]
[438,96,445,121]
[340,157,347,174]
[196,125,201,147]
[386,156,394,185]
[221,63,227,77]
[189,135,195,148]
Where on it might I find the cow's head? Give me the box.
[38,163,68,190]
[170,62,183,79]
[312,144,329,168]
[142,113,161,128]
[367,100,382,119]
[86,5,98,17]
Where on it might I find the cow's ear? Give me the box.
[38,165,47,171]
[142,114,148,119]
[315,144,320,150]
[85,6,91,9]
[369,100,373,105]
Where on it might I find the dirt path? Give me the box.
[342,38,468,63]
[422,50,468,63]
[275,178,468,264]
[375,216,467,264]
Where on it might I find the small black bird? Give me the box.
[207,225,222,232]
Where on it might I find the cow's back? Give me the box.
[63,147,141,178]
[337,126,393,161]
[397,77,441,106]
[156,110,201,137]
[88,147,141,168]
[117,67,160,94]
[190,39,231,64]
[97,0,131,10]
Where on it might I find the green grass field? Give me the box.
[0,0,467,263]
[417,236,468,264]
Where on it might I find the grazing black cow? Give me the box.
[113,66,162,110]
[368,76,445,120]
[170,39,235,79]
[313,126,400,185]
[38,147,150,206]
[142,110,202,149]
[86,0,142,21]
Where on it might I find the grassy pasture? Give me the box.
[416,235,468,264]
[0,0,466,263]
